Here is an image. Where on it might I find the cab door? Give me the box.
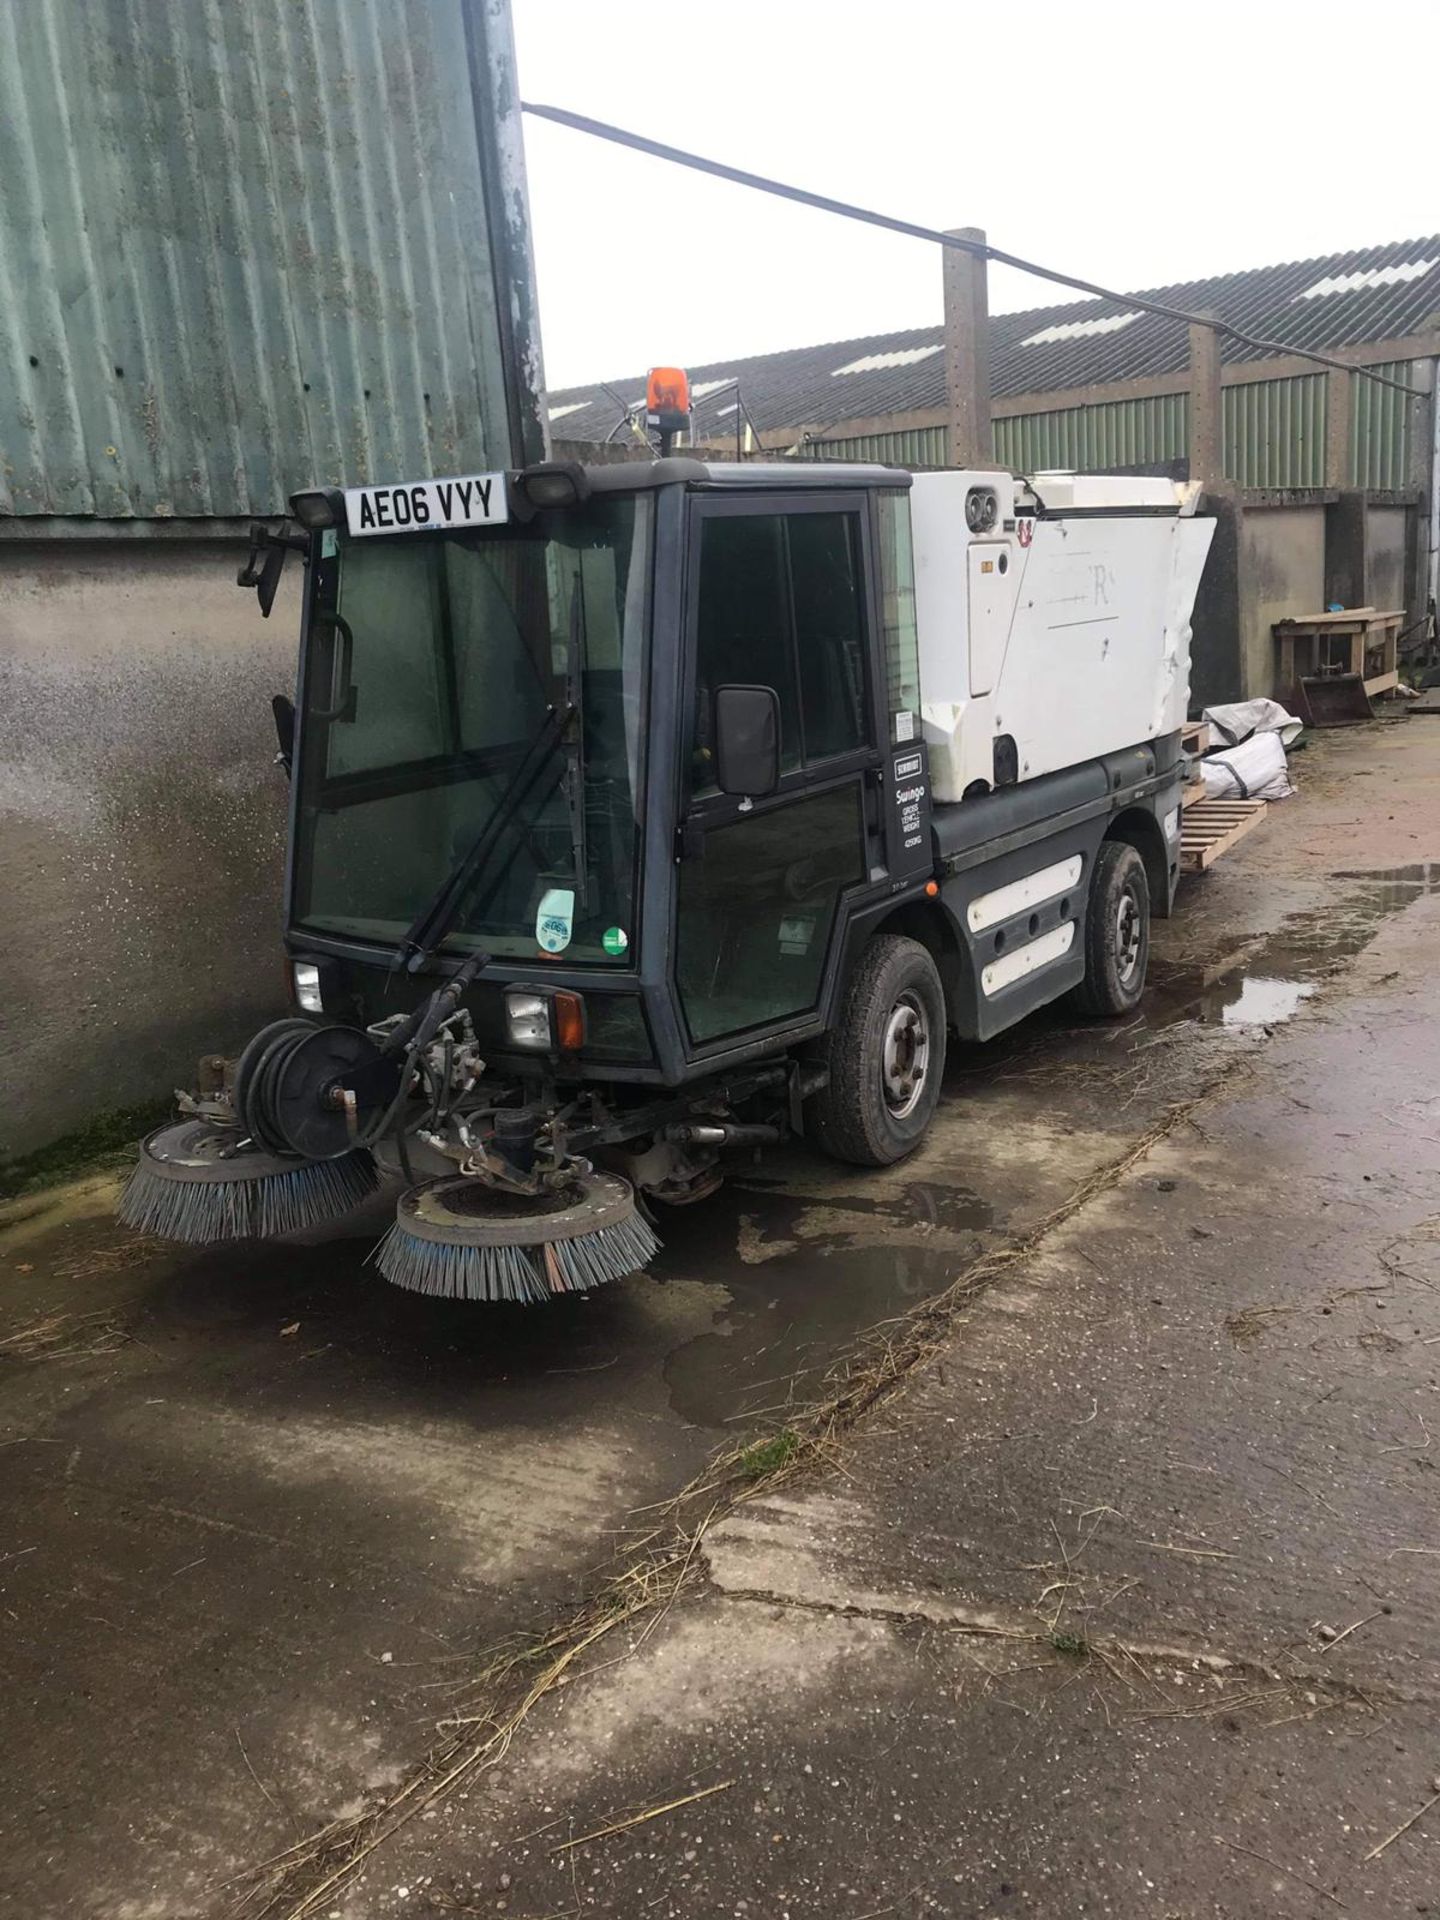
[674,494,882,1055]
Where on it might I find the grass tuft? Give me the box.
[735,1428,801,1480]
[0,1099,171,1202]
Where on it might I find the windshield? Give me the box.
[292,494,651,965]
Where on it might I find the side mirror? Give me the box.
[714,684,781,798]
[271,694,295,777]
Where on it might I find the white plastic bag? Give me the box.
[1202,698,1303,749]
[1200,729,1294,801]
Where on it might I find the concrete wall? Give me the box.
[0,540,297,1158]
[1238,504,1328,699]
[1366,506,1409,615]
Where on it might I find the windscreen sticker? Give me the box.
[602,926,629,957]
[778,915,816,956]
[536,888,575,954]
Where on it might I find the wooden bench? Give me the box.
[1272,608,1402,720]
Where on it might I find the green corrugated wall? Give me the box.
[807,425,948,467]
[805,363,1426,491]
[1351,361,1417,489]
[994,394,1188,475]
[0,0,545,519]
[1222,374,1325,486]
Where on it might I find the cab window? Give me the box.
[692,507,867,793]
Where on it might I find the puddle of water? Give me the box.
[658,1174,994,1429]
[1333,862,1440,893]
[1150,863,1435,1032]
[1219,977,1315,1028]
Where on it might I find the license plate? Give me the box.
[343,473,508,537]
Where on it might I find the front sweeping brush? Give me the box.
[119,1119,378,1244]
[372,1168,660,1304]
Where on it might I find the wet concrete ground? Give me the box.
[1,717,1437,1918]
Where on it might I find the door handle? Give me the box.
[312,613,357,722]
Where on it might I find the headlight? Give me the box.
[505,991,552,1049]
[293,961,324,1012]
[503,988,586,1052]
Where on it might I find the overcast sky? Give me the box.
[512,0,1439,392]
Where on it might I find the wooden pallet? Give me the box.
[1180,719,1211,757]
[1181,772,1207,810]
[1179,797,1267,873]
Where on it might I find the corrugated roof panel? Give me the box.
[0,0,542,519]
[549,236,1440,443]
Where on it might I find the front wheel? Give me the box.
[807,935,947,1167]
[1070,839,1150,1017]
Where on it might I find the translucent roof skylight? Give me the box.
[1021,313,1141,347]
[831,345,942,376]
[1298,260,1437,299]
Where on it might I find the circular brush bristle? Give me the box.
[119,1148,377,1244]
[372,1203,660,1303]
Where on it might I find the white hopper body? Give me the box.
[910,470,1215,804]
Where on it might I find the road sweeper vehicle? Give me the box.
[121,455,1213,1301]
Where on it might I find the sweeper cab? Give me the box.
[122,443,1213,1302]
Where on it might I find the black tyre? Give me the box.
[1070,840,1150,1018]
[807,935,946,1167]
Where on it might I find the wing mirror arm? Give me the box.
[237,520,309,617]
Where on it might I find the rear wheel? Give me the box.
[1070,839,1150,1017]
[807,935,946,1166]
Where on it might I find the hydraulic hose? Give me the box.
[378,951,490,1063]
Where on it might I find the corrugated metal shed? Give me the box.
[807,365,1421,492]
[0,0,545,520]
[994,394,1188,477]
[1224,374,1325,488]
[1352,359,1418,490]
[806,425,948,467]
[548,236,1440,445]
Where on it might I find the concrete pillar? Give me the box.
[1325,366,1353,489]
[943,226,992,468]
[1188,317,1223,489]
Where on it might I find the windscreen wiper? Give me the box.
[393,704,567,975]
